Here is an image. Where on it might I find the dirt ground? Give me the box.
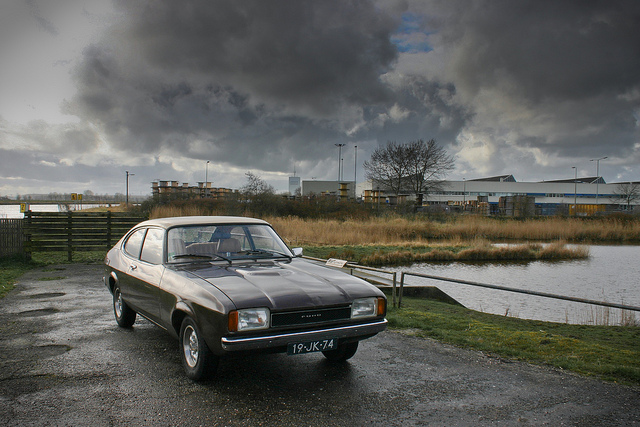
[1,264,638,426]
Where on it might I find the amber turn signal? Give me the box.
[228,310,238,332]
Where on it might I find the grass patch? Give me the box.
[302,241,588,266]
[387,296,640,385]
[0,251,106,299]
[0,255,36,299]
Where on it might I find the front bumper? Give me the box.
[220,318,388,352]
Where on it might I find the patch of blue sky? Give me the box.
[391,12,433,53]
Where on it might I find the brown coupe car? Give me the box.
[104,216,387,380]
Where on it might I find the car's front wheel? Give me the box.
[322,341,359,361]
[113,286,136,328]
[180,316,219,381]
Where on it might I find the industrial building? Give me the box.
[424,175,638,215]
[301,175,639,215]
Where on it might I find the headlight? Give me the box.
[351,297,385,319]
[228,308,270,332]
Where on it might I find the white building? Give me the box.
[362,175,639,215]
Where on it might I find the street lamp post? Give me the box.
[126,171,134,206]
[572,166,577,215]
[205,160,210,197]
[462,178,466,206]
[335,143,345,181]
[590,156,607,205]
[354,145,357,184]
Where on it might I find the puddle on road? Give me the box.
[19,308,59,317]
[33,344,72,359]
[29,292,66,299]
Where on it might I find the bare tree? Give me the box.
[363,141,411,196]
[364,139,454,197]
[405,139,455,196]
[613,182,640,209]
[241,171,275,197]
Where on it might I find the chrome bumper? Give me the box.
[220,319,388,352]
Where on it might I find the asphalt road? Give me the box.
[1,264,638,426]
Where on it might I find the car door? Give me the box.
[121,227,165,322]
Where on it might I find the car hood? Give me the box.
[184,259,378,310]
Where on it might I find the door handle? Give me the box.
[129,264,137,271]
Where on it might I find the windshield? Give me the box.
[167,223,293,263]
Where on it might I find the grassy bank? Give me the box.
[388,296,640,386]
[302,241,588,266]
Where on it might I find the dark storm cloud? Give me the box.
[57,0,640,188]
[117,0,398,110]
[417,0,640,170]
[434,1,640,102]
[65,0,405,174]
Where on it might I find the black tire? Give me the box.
[322,341,359,362]
[179,316,219,381]
[113,286,136,328]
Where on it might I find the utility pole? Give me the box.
[590,156,607,205]
[354,145,358,183]
[572,166,577,215]
[205,160,210,197]
[126,171,134,206]
[335,143,345,181]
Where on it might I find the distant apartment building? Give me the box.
[151,181,236,199]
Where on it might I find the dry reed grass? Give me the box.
[147,206,637,257]
[266,216,640,246]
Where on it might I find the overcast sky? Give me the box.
[1,0,639,197]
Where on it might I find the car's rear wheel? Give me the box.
[113,286,136,328]
[322,341,359,361]
[180,316,219,381]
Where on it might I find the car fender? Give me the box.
[169,300,196,339]
[105,270,119,294]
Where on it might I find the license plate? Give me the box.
[287,338,338,355]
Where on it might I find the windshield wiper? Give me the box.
[238,249,292,262]
[172,253,232,264]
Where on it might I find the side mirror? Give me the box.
[291,247,303,257]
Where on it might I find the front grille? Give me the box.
[271,306,351,328]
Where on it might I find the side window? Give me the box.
[141,228,164,264]
[124,228,146,258]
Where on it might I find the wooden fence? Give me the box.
[23,211,147,261]
[0,219,24,257]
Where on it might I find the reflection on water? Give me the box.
[393,245,640,325]
[0,204,105,219]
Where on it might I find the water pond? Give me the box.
[391,245,640,325]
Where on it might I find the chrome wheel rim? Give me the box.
[114,290,123,318]
[182,325,199,368]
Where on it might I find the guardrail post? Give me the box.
[399,272,405,308]
[392,272,397,308]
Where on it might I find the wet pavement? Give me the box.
[1,264,639,426]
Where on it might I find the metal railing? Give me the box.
[302,255,640,314]
[399,271,640,312]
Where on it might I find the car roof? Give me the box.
[134,216,270,229]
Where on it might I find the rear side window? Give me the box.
[124,228,146,258]
[141,228,164,264]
